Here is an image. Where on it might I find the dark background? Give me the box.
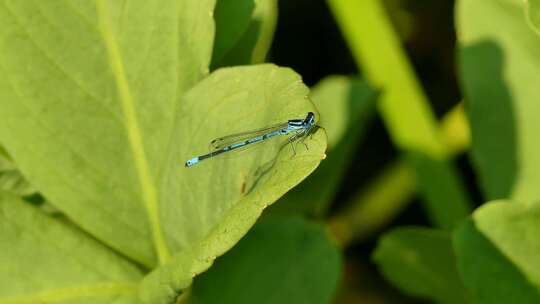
[270,1,478,302]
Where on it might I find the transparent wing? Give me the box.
[210,122,288,151]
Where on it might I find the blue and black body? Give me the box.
[185,112,316,167]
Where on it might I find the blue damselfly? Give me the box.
[185,112,316,167]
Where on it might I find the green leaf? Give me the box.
[270,76,376,216]
[212,0,277,68]
[453,200,540,303]
[409,152,472,229]
[0,0,216,267]
[0,150,34,196]
[314,76,375,151]
[138,65,326,303]
[0,6,325,303]
[525,0,540,36]
[373,227,470,304]
[248,0,278,63]
[458,0,540,201]
[189,217,342,304]
[211,0,254,65]
[0,190,144,303]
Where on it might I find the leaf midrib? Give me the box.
[94,0,170,264]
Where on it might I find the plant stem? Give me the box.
[327,0,472,229]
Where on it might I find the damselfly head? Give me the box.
[304,112,315,126]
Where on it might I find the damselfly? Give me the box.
[185,112,316,167]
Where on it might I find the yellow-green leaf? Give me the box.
[458,0,540,201]
[0,191,143,304]
[0,0,216,267]
[139,64,327,303]
[454,201,540,303]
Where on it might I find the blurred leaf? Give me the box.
[212,0,277,68]
[189,217,342,304]
[453,200,540,303]
[0,190,144,303]
[0,150,34,196]
[458,0,540,201]
[410,152,472,229]
[140,65,326,303]
[269,76,376,216]
[315,76,376,148]
[525,0,540,36]
[248,0,278,63]
[211,0,254,65]
[373,227,470,304]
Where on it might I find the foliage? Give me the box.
[0,1,327,303]
[369,0,540,303]
[1,0,539,303]
[190,217,341,304]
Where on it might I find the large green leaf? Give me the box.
[458,0,540,201]
[212,0,277,68]
[0,0,216,267]
[270,76,376,216]
[0,4,325,301]
[189,217,342,304]
[373,227,470,304]
[0,190,144,303]
[139,65,326,303]
[454,200,540,303]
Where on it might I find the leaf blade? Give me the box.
[140,65,327,302]
[0,0,216,267]
[0,190,143,304]
[458,0,540,201]
[189,217,342,304]
[374,227,470,304]
[453,201,540,303]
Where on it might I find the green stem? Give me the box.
[328,0,445,158]
[327,0,472,229]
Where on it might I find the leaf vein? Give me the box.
[95,0,170,264]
